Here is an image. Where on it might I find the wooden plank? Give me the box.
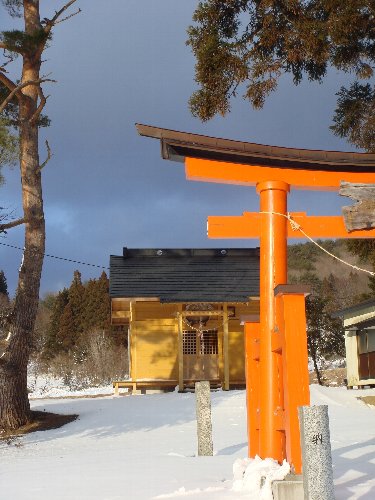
[223,304,230,390]
[178,309,184,392]
[130,301,136,381]
[229,330,246,381]
[112,380,178,389]
[111,298,131,310]
[111,311,131,319]
[135,302,177,320]
[181,310,224,317]
[340,182,375,231]
[345,330,360,387]
[133,319,177,326]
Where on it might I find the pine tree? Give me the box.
[293,272,345,385]
[68,270,85,337]
[0,0,81,430]
[346,240,375,296]
[0,270,8,298]
[0,269,10,330]
[58,303,76,353]
[187,1,375,150]
[81,278,97,333]
[81,272,110,345]
[94,271,110,331]
[306,294,344,385]
[43,289,69,358]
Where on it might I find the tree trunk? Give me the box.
[0,1,45,430]
[307,336,323,385]
[312,352,323,386]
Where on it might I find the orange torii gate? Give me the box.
[136,124,375,473]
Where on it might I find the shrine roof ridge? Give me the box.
[120,247,259,258]
[109,247,260,302]
[136,124,375,172]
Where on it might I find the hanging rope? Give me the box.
[181,314,230,338]
[259,211,375,277]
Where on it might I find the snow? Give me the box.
[28,374,114,399]
[1,384,375,499]
[232,457,290,499]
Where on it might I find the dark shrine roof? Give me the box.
[110,248,260,302]
[136,124,375,173]
[332,298,375,318]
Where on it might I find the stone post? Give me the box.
[299,405,335,500]
[195,381,213,456]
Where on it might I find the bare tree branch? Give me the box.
[30,86,49,125]
[36,140,52,173]
[0,75,56,113]
[55,7,81,25]
[0,50,16,71]
[0,217,26,233]
[0,71,17,93]
[43,0,80,34]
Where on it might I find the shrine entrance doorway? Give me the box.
[183,330,219,381]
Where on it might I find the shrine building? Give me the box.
[109,247,260,394]
[334,299,375,389]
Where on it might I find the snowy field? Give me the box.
[1,384,375,499]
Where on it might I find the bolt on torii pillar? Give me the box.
[136,123,375,472]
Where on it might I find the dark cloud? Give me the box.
[0,1,353,295]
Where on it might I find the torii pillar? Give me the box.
[136,123,375,472]
[257,180,289,461]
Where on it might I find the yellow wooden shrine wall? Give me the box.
[114,300,259,386]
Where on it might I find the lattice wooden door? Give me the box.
[183,330,219,381]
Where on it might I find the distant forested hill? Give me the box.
[288,240,372,299]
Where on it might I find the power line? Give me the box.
[0,241,109,270]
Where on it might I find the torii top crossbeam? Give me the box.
[136,123,375,189]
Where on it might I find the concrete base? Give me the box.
[272,474,303,500]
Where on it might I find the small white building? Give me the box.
[335,299,375,389]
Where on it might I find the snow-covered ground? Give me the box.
[1,384,375,499]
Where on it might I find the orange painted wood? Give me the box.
[208,212,375,239]
[271,332,282,353]
[185,157,375,190]
[244,321,260,458]
[276,292,310,474]
[258,181,288,462]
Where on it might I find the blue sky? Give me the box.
[0,0,356,296]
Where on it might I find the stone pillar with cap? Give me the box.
[299,405,335,500]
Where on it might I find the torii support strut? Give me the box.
[136,123,375,473]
